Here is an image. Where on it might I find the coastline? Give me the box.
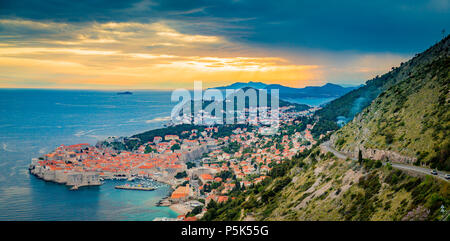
[169,203,189,215]
[0,89,185,220]
[24,92,311,221]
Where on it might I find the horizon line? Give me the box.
[0,81,362,91]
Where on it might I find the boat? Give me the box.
[114,185,155,191]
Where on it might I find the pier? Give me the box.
[114,185,155,191]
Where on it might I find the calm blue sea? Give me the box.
[284,97,335,106]
[0,89,179,220]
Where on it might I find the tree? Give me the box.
[186,162,196,169]
[171,143,181,151]
[375,160,382,168]
[234,181,241,192]
[358,149,363,164]
[207,200,217,209]
[187,205,204,217]
[144,145,156,153]
[175,171,187,179]
[223,141,241,154]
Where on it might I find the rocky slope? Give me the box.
[331,36,449,171]
[203,36,450,221]
[203,147,449,221]
[312,35,450,141]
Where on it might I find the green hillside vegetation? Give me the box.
[102,86,306,151]
[185,87,310,115]
[333,36,449,170]
[203,146,449,221]
[102,123,256,151]
[312,35,450,140]
[205,36,450,221]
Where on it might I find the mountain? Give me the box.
[203,36,450,221]
[312,35,450,139]
[187,87,310,113]
[268,83,357,97]
[330,36,449,171]
[214,81,269,90]
[212,82,358,99]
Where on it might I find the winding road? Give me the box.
[320,141,449,182]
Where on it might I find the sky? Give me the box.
[0,0,448,89]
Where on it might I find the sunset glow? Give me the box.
[0,18,412,89]
[1,0,446,90]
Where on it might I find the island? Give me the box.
[117,91,133,95]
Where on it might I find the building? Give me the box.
[165,135,180,141]
[153,136,163,143]
[171,184,190,200]
[199,173,213,183]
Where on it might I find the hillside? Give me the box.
[181,87,310,117]
[103,87,307,151]
[313,35,450,139]
[214,81,268,90]
[203,36,450,221]
[331,36,449,171]
[209,86,310,111]
[203,147,449,221]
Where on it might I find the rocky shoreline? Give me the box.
[29,159,102,189]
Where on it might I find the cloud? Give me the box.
[1,0,438,89]
[0,18,329,89]
[1,0,448,53]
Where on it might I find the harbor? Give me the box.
[114,176,167,191]
[115,185,155,191]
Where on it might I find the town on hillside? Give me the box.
[29,104,325,220]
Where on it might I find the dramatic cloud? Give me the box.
[0,19,324,89]
[0,1,447,89]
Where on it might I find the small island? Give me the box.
[117,91,133,95]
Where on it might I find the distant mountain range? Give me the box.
[212,81,360,99]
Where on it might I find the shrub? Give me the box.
[375,160,383,168]
[385,131,394,144]
[175,171,188,179]
[335,137,346,148]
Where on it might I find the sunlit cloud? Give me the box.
[0,18,409,89]
[0,47,118,56]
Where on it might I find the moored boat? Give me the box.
[114,185,155,191]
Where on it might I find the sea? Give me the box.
[0,89,332,220]
[284,97,335,107]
